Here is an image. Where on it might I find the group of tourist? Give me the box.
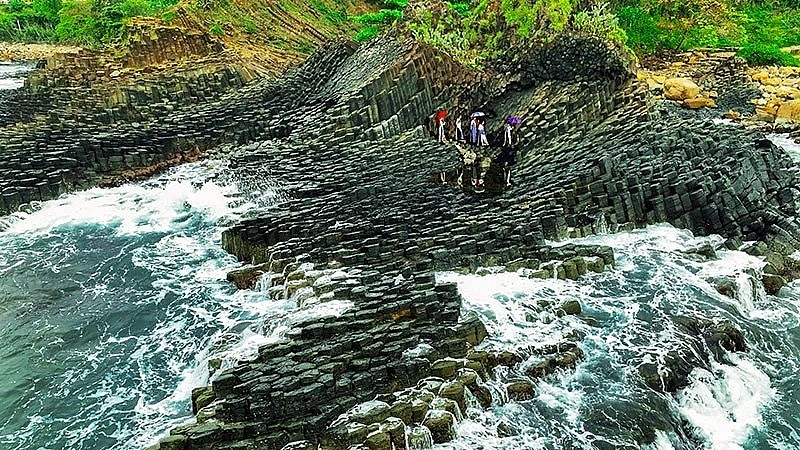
[434,111,521,190]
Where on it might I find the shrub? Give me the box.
[572,1,627,46]
[383,0,408,9]
[737,43,800,66]
[209,22,223,35]
[447,1,470,17]
[354,24,380,41]
[352,9,402,25]
[616,6,663,52]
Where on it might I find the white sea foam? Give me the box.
[439,224,789,450]
[768,134,800,162]
[677,353,775,450]
[0,160,345,450]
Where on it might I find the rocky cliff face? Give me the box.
[1,20,798,449]
[115,34,798,450]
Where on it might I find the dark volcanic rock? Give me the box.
[639,317,748,392]
[8,26,791,450]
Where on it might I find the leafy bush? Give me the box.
[572,1,626,46]
[616,6,667,52]
[354,24,380,41]
[352,9,402,24]
[208,22,222,35]
[447,1,470,17]
[737,43,799,66]
[382,0,408,9]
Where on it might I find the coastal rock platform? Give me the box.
[1,32,798,450]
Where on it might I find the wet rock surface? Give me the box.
[1,30,799,450]
[638,317,748,393]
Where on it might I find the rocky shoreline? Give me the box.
[0,42,82,62]
[1,28,799,450]
[640,49,800,138]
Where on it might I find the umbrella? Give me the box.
[507,116,522,125]
[470,112,486,118]
[435,110,448,122]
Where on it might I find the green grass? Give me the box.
[613,1,800,65]
[349,0,406,44]
[0,0,180,45]
[738,43,799,66]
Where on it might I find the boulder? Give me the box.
[191,386,216,414]
[763,273,786,295]
[776,100,800,124]
[704,321,747,357]
[430,397,460,416]
[664,78,700,101]
[506,379,536,401]
[438,381,466,412]
[714,278,737,298]
[364,430,391,450]
[776,86,800,100]
[638,349,698,392]
[723,109,742,120]
[422,410,455,443]
[349,400,391,425]
[468,383,493,408]
[683,97,715,109]
[380,418,406,450]
[387,400,413,424]
[559,299,582,316]
[417,377,445,394]
[226,263,269,289]
[455,368,479,385]
[430,359,460,379]
[158,435,187,450]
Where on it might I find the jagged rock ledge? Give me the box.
[132,34,799,450]
[0,28,798,450]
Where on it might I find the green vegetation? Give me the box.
[612,0,800,65]
[0,0,179,45]
[738,43,800,66]
[1,0,796,69]
[406,0,628,68]
[573,1,626,46]
[354,24,379,41]
[349,0,405,42]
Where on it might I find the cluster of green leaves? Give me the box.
[408,0,623,68]
[354,24,379,41]
[447,0,470,16]
[352,8,402,24]
[572,1,626,46]
[500,0,574,39]
[350,0,406,41]
[612,0,800,65]
[738,43,799,66]
[0,0,59,41]
[0,0,177,45]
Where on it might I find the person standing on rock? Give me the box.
[455,116,464,142]
[470,117,478,146]
[503,122,513,147]
[478,119,489,147]
[499,117,520,187]
[438,117,447,143]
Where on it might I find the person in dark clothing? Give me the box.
[499,120,519,186]
[470,117,478,146]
